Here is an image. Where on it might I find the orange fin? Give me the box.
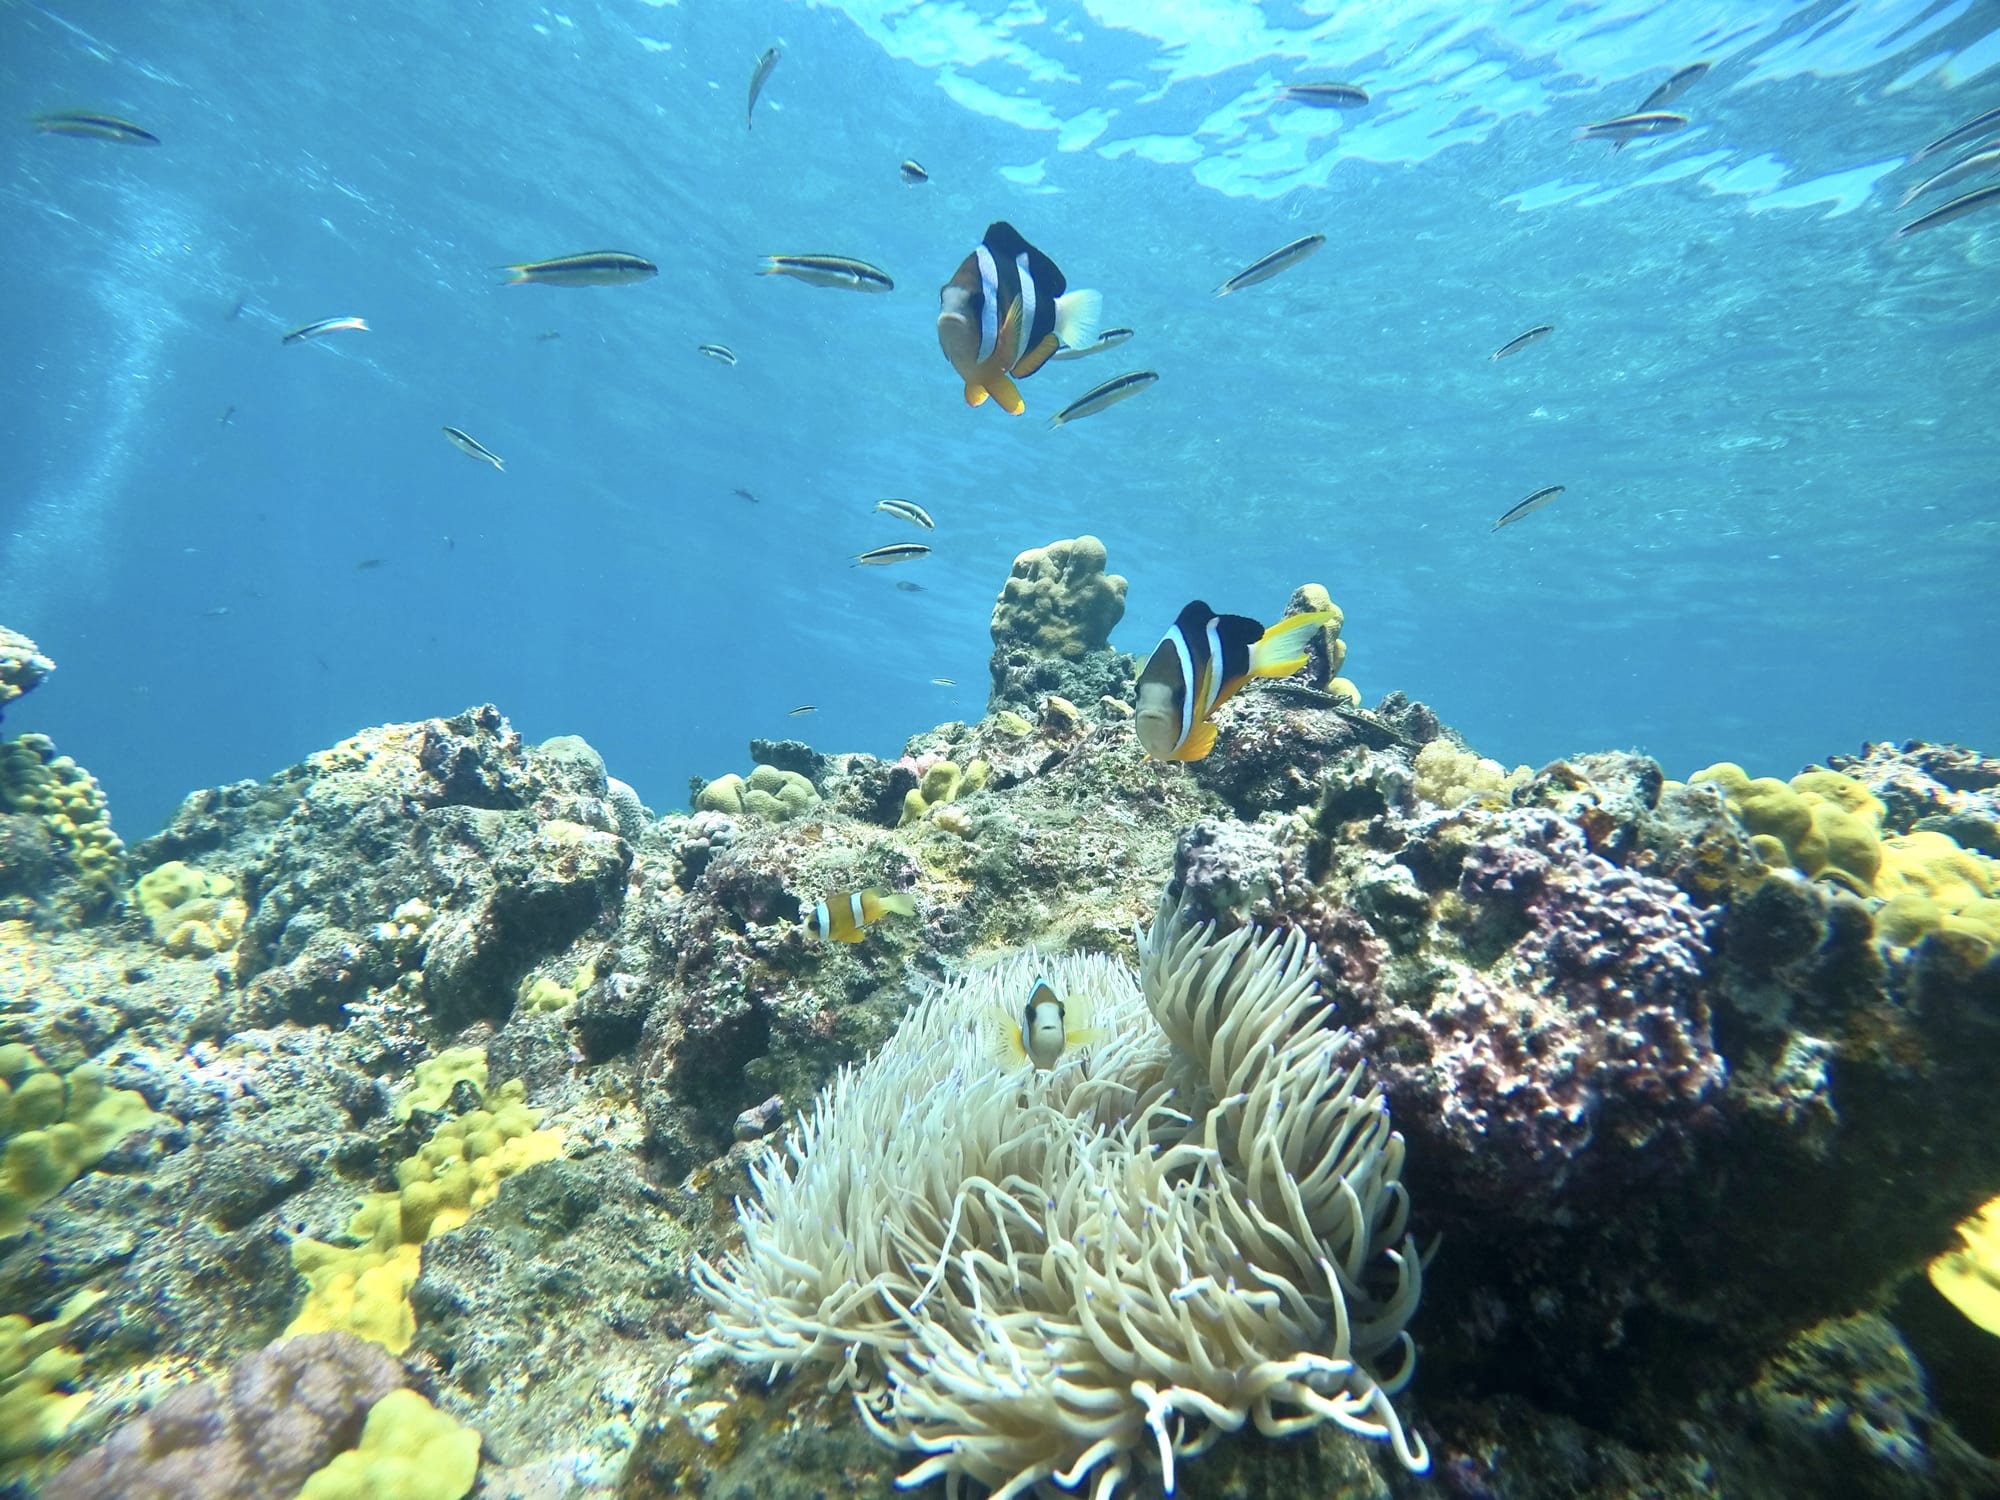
[1010,333,1060,380]
[988,372,1025,415]
[963,383,991,408]
[1174,719,1220,762]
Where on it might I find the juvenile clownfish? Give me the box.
[988,978,1099,1071]
[937,221,1101,415]
[807,887,915,943]
[1134,601,1338,763]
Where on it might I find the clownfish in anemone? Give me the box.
[986,977,1103,1072]
[937,221,1101,415]
[1134,601,1337,762]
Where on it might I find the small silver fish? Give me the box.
[500,252,657,287]
[854,543,931,566]
[1493,485,1565,531]
[896,581,926,593]
[1635,63,1709,114]
[281,316,368,345]
[697,343,738,365]
[1896,143,2000,209]
[1576,111,1688,145]
[1491,325,1554,361]
[788,704,817,715]
[733,487,759,504]
[900,159,929,185]
[1910,106,2000,165]
[931,677,955,687]
[1048,370,1158,429]
[1214,235,1325,296]
[34,111,159,145]
[1281,82,1370,110]
[1894,182,2000,238]
[875,498,934,530]
[442,426,504,470]
[1050,327,1135,361]
[748,46,781,130]
[760,254,893,292]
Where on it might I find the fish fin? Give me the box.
[876,892,917,918]
[1174,719,1220,762]
[1052,288,1103,350]
[498,267,531,286]
[963,383,991,408]
[1249,609,1337,679]
[987,372,1026,415]
[1010,333,1061,379]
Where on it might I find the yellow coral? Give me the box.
[0,735,123,909]
[0,1046,160,1235]
[1413,742,1531,809]
[900,759,990,827]
[296,1389,480,1500]
[133,861,247,958]
[989,535,1128,660]
[0,1289,102,1464]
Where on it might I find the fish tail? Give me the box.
[1053,288,1103,350]
[988,373,1026,415]
[1248,609,1337,678]
[498,266,531,286]
[877,892,917,918]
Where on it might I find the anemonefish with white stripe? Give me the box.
[806,887,916,943]
[937,221,1102,415]
[987,978,1101,1071]
[1134,601,1339,762]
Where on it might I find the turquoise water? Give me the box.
[2,0,1995,831]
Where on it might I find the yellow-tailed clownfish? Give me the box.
[807,887,916,943]
[937,221,1101,415]
[988,978,1100,1071]
[1134,600,1338,762]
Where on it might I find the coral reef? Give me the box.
[0,629,53,718]
[987,534,1133,718]
[0,734,123,925]
[294,1387,480,1500]
[695,763,821,821]
[0,1045,160,1234]
[133,858,248,958]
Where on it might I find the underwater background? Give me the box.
[3,0,1997,836]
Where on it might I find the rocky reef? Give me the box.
[4,558,2000,1500]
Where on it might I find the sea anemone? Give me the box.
[692,892,1427,1497]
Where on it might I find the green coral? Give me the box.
[133,860,247,958]
[0,1045,159,1236]
[519,960,595,1013]
[290,1062,561,1354]
[0,734,123,912]
[900,759,991,827]
[989,535,1127,660]
[0,1290,100,1465]
[696,765,820,821]
[295,1388,480,1500]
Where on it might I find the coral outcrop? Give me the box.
[987,534,1132,717]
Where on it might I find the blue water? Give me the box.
[3,0,1996,836]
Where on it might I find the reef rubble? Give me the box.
[4,571,2000,1500]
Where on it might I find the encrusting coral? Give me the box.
[133,859,248,958]
[990,535,1127,660]
[0,1045,159,1236]
[696,764,821,821]
[693,891,1426,1497]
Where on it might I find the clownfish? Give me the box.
[806,887,915,943]
[1134,601,1338,762]
[937,221,1101,415]
[988,978,1099,1071]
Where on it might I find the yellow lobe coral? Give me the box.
[900,758,990,827]
[0,1289,102,1464]
[295,1388,480,1500]
[0,1047,160,1235]
[1413,741,1531,810]
[133,861,247,958]
[989,535,1127,660]
[1690,763,1885,894]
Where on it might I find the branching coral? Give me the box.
[693,896,1427,1496]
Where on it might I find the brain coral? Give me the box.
[989,534,1127,659]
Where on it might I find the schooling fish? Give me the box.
[896,580,926,593]
[1635,63,1709,114]
[807,887,915,943]
[1491,325,1554,361]
[1894,182,2000,238]
[733,487,759,504]
[1050,326,1135,361]
[442,426,504,470]
[34,111,159,145]
[875,498,934,530]
[931,677,955,687]
[1134,601,1337,762]
[1281,82,1369,110]
[1576,111,1688,145]
[281,316,369,345]
[988,978,1100,1071]
[697,343,737,365]
[1214,234,1325,296]
[900,158,930,185]
[1493,484,1565,531]
[788,704,817,715]
[747,46,781,130]
[1909,106,2000,165]
[500,252,657,287]
[1897,144,2000,209]
[937,220,1102,414]
[855,542,931,566]
[1048,370,1157,429]
[760,254,893,292]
